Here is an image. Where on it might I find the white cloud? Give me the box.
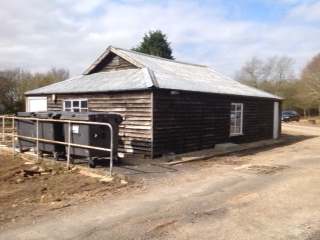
[0,0,319,78]
[287,1,320,22]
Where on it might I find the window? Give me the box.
[230,103,243,135]
[64,99,88,112]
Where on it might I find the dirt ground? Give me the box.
[0,149,144,230]
[0,118,319,232]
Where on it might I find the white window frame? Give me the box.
[63,99,88,112]
[230,103,243,136]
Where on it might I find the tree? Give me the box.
[300,53,320,116]
[295,77,316,117]
[234,55,298,111]
[0,68,32,113]
[235,55,295,95]
[132,30,175,60]
[19,67,70,93]
[0,67,70,113]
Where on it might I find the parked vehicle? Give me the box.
[281,110,300,122]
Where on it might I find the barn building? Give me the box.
[25,46,282,159]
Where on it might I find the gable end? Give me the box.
[87,52,138,74]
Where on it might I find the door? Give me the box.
[27,97,47,112]
[273,102,279,139]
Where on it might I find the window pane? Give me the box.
[81,101,87,108]
[230,103,243,134]
[65,101,71,108]
[73,101,79,107]
[73,109,80,112]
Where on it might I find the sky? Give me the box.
[0,0,319,79]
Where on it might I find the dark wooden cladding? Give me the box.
[89,53,138,74]
[37,89,278,159]
[46,91,152,157]
[152,89,276,157]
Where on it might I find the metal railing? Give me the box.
[0,116,115,176]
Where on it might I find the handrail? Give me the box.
[0,116,115,176]
[1,115,12,143]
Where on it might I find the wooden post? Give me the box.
[2,116,4,142]
[12,118,15,159]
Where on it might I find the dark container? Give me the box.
[60,112,122,167]
[15,112,36,151]
[33,111,65,160]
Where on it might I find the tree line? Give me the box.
[1,29,318,117]
[234,53,320,117]
[133,30,320,117]
[0,30,173,114]
[0,67,69,113]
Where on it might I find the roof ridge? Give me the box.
[111,46,207,68]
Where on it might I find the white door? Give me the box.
[273,102,279,139]
[27,97,47,112]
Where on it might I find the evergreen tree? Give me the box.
[132,30,175,60]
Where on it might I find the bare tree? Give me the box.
[301,53,320,116]
[271,56,296,94]
[234,56,263,88]
[235,55,295,95]
[296,78,315,117]
[235,55,297,111]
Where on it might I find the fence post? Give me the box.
[109,124,114,176]
[6,116,115,175]
[36,119,40,162]
[2,116,4,142]
[12,118,15,159]
[67,121,71,170]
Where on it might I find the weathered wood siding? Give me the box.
[37,89,278,158]
[152,89,277,156]
[229,97,275,144]
[90,53,138,74]
[46,91,153,157]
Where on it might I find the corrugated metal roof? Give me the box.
[26,46,282,100]
[25,69,147,94]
